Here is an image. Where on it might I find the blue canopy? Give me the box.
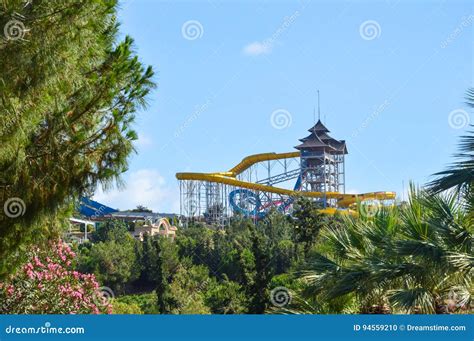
[78,197,118,218]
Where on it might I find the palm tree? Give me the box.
[299,207,399,314]
[429,88,474,194]
[388,187,473,313]
[299,187,473,314]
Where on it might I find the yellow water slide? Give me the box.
[176,151,396,210]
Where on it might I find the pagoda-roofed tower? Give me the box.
[295,120,347,207]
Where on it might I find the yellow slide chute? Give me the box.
[176,151,396,210]
[228,152,301,176]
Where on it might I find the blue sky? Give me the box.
[94,0,473,213]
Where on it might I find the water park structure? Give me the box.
[176,119,396,226]
[69,198,179,243]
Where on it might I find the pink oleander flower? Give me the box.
[6,285,14,296]
[26,269,35,279]
[0,239,110,315]
[33,256,44,268]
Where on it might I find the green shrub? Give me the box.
[112,300,143,314]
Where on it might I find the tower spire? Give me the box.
[317,90,321,121]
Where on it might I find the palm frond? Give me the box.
[420,184,473,252]
[428,88,474,193]
[369,262,426,283]
[465,87,474,108]
[325,268,371,299]
[394,240,445,263]
[446,252,474,271]
[388,288,435,314]
[302,253,340,273]
[428,126,474,194]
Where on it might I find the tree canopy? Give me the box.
[0,0,154,278]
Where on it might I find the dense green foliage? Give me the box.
[72,204,321,314]
[72,178,473,315]
[298,186,473,314]
[291,198,328,258]
[0,0,154,279]
[113,293,158,314]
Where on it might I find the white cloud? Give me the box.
[93,169,179,213]
[242,41,272,56]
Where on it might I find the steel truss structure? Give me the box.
[179,155,301,226]
[300,151,345,208]
[177,120,396,227]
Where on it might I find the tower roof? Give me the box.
[296,119,348,154]
[327,139,348,154]
[299,132,317,142]
[317,131,332,140]
[295,133,335,151]
[308,119,330,133]
[319,133,348,154]
[295,141,336,151]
